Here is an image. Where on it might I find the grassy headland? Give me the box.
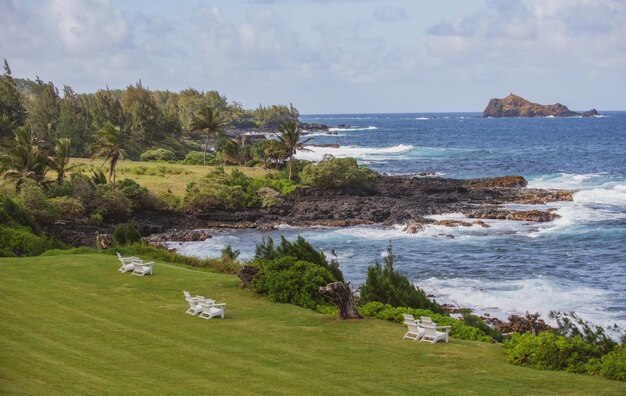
[1,254,624,395]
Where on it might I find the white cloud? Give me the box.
[425,0,626,71]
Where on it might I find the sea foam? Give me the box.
[295,144,414,162]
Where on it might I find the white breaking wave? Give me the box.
[415,117,430,120]
[295,144,414,162]
[303,132,346,137]
[527,172,610,190]
[328,126,378,132]
[574,183,626,208]
[418,277,624,329]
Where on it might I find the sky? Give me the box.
[1,0,625,113]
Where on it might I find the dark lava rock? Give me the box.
[483,94,598,118]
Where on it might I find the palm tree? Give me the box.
[90,121,127,188]
[0,128,49,190]
[49,138,77,185]
[276,120,312,180]
[190,106,226,165]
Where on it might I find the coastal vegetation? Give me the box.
[1,59,624,389]
[1,254,625,394]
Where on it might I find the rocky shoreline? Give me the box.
[44,174,573,247]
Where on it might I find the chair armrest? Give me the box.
[143,262,154,267]
[212,303,226,307]
[436,325,452,332]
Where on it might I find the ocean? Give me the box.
[171,112,626,330]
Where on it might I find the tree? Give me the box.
[49,138,77,184]
[190,106,226,165]
[360,241,444,312]
[276,120,312,180]
[0,129,49,190]
[0,59,26,140]
[58,85,90,156]
[90,122,128,188]
[28,77,61,144]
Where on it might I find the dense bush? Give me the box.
[504,332,603,374]
[155,191,181,211]
[0,225,64,257]
[255,236,344,282]
[597,345,626,381]
[301,157,376,189]
[183,168,256,211]
[112,221,141,245]
[49,196,85,218]
[249,236,344,311]
[0,195,37,230]
[16,180,58,222]
[359,302,491,342]
[116,178,152,210]
[360,242,443,313]
[182,151,214,165]
[93,185,131,217]
[140,148,176,162]
[251,256,336,310]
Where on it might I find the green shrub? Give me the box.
[0,195,37,230]
[94,185,131,217]
[16,180,58,222]
[255,236,344,282]
[183,168,257,211]
[112,221,141,245]
[301,157,376,189]
[49,196,85,218]
[358,301,492,342]
[182,151,214,165]
[360,242,443,313]
[598,345,626,380]
[221,244,240,260]
[251,256,336,310]
[0,225,64,256]
[116,178,152,210]
[155,191,181,211]
[504,332,603,374]
[140,148,177,162]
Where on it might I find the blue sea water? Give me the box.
[174,112,626,329]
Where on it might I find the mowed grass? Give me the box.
[0,255,624,395]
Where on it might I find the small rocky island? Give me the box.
[483,94,598,118]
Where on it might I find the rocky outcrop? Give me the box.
[483,94,599,118]
[509,189,573,204]
[144,229,211,243]
[300,122,329,132]
[466,209,559,222]
[463,176,528,188]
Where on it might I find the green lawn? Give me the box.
[0,255,624,395]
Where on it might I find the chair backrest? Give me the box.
[421,323,437,338]
[183,291,191,299]
[404,321,419,334]
[420,316,433,324]
[200,302,214,311]
[186,298,198,308]
[117,252,122,259]
[403,314,416,322]
[134,263,144,272]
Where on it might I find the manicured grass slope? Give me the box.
[0,255,624,395]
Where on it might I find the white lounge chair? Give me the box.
[403,313,417,323]
[117,253,140,273]
[420,324,451,344]
[183,291,201,304]
[185,298,204,316]
[131,261,154,277]
[197,302,225,320]
[403,320,425,341]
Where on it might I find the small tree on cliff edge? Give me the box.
[276,120,312,181]
[360,241,444,313]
